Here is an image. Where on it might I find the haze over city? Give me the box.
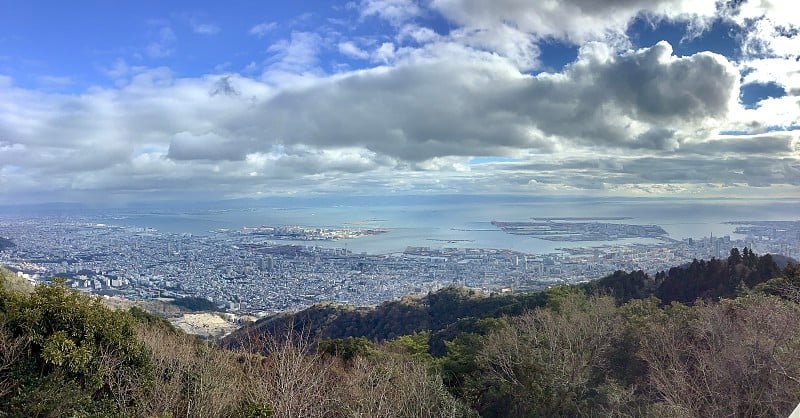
[0,0,798,205]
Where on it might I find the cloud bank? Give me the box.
[0,0,798,202]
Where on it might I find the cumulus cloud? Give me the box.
[577,42,737,123]
[515,41,736,151]
[424,0,797,81]
[741,58,800,92]
[0,38,768,201]
[371,42,396,63]
[1,0,799,202]
[430,0,718,44]
[731,96,800,130]
[722,0,800,59]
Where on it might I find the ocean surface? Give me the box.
[85,196,800,255]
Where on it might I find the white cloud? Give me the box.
[193,23,220,35]
[741,58,800,92]
[372,42,396,63]
[731,96,800,130]
[338,41,370,59]
[449,24,540,70]
[249,21,278,38]
[3,39,778,202]
[267,32,322,70]
[430,0,718,44]
[741,17,800,59]
[1,1,799,201]
[360,0,422,26]
[722,0,799,59]
[397,24,440,44]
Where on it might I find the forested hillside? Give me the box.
[3,249,800,417]
[0,269,469,417]
[228,248,790,348]
[225,287,549,356]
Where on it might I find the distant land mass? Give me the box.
[530,216,634,221]
[725,220,800,238]
[491,219,667,241]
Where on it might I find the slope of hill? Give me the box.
[227,249,787,349]
[0,267,32,294]
[225,248,800,417]
[225,287,548,355]
[0,268,470,417]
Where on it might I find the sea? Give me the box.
[75,195,800,256]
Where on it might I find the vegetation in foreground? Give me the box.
[2,249,800,417]
[0,270,469,417]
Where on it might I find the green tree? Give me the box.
[0,279,151,416]
[728,247,742,266]
[318,336,376,362]
[474,294,623,417]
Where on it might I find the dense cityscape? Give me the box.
[1,215,798,315]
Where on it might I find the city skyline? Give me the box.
[1,1,799,204]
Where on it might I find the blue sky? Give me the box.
[0,0,798,203]
[2,1,453,90]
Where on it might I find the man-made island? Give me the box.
[491,218,668,241]
[241,225,387,241]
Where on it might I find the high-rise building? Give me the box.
[266,256,274,272]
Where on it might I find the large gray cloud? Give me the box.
[167,132,246,161]
[516,41,738,149]
[224,40,737,159]
[0,40,767,201]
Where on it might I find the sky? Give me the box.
[0,0,799,204]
